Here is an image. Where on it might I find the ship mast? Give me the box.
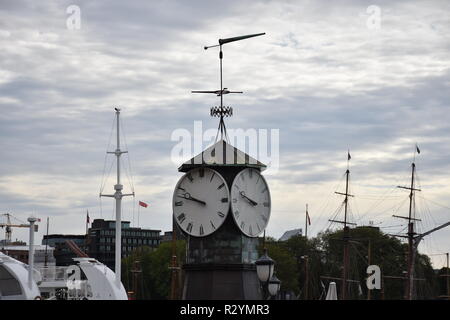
[100,108,134,287]
[393,147,421,300]
[329,151,356,300]
[405,162,418,300]
[394,146,450,299]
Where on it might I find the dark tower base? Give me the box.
[182,263,262,300]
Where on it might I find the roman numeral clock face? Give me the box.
[172,168,230,237]
[231,168,271,237]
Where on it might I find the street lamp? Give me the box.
[268,274,281,298]
[256,248,281,299]
[255,248,274,283]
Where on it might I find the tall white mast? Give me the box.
[100,108,134,287]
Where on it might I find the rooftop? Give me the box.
[279,229,303,241]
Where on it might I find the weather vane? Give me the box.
[192,32,266,142]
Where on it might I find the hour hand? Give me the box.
[239,191,258,206]
[178,192,206,205]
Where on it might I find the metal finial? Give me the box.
[192,32,265,142]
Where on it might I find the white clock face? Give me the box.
[173,168,230,237]
[230,168,271,237]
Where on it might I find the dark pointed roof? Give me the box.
[178,139,267,172]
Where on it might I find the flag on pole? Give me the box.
[348,151,351,161]
[306,210,311,226]
[416,144,420,154]
[139,201,148,208]
[86,210,90,224]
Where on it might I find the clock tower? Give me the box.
[174,140,270,299]
[172,32,269,299]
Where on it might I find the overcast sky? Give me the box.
[1,0,449,268]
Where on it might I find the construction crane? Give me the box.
[0,213,37,242]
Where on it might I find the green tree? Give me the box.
[261,239,299,296]
[122,240,186,299]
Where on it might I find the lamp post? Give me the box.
[268,274,281,298]
[255,248,281,299]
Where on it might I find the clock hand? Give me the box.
[178,192,206,205]
[239,191,258,206]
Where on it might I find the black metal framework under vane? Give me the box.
[192,32,265,142]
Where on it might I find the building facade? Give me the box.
[87,219,161,271]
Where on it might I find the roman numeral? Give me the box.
[261,188,267,193]
[249,169,253,179]
[175,201,183,206]
[234,210,239,219]
[199,168,204,178]
[256,175,261,185]
[210,220,216,230]
[178,186,185,191]
[217,183,225,190]
[249,225,253,236]
[217,211,225,218]
[260,214,268,222]
[221,197,228,203]
[256,223,261,232]
[186,222,193,233]
[187,173,193,182]
[263,202,269,207]
[199,224,204,235]
[177,213,185,224]
[240,221,245,229]
[210,171,215,182]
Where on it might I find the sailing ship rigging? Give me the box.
[314,146,450,300]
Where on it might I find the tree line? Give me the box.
[121,227,449,299]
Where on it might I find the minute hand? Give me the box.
[240,191,258,206]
